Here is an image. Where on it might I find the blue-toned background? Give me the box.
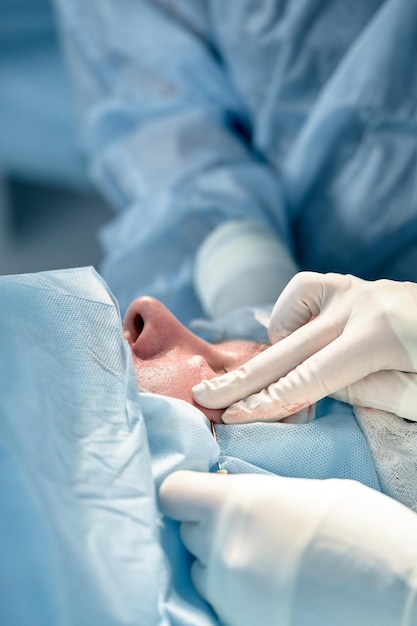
[0,0,111,276]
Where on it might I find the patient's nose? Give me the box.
[123,296,202,360]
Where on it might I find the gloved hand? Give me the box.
[192,272,417,423]
[159,471,417,626]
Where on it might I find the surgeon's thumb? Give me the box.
[159,470,228,521]
[268,271,325,343]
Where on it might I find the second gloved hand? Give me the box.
[159,471,341,626]
[159,471,417,626]
[192,272,417,422]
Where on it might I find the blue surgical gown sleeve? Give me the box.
[54,0,417,325]
[52,0,296,323]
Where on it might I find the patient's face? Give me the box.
[123,297,265,423]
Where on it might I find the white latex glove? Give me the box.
[159,471,417,626]
[192,272,417,423]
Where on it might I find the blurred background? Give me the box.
[0,0,112,276]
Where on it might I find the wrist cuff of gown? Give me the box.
[194,219,298,318]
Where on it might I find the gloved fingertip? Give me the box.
[192,378,229,408]
[191,380,210,400]
[159,470,214,521]
[221,403,254,424]
[159,469,198,499]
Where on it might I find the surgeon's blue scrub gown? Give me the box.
[53,0,417,323]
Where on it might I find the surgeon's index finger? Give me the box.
[224,330,376,422]
[159,470,227,522]
[192,315,339,409]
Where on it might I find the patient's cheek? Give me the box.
[132,353,225,422]
[131,339,266,424]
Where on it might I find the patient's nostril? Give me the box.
[134,314,145,336]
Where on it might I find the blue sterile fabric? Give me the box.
[138,392,381,626]
[0,267,167,625]
[53,0,417,323]
[0,268,379,625]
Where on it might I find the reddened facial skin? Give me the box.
[123,296,265,423]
